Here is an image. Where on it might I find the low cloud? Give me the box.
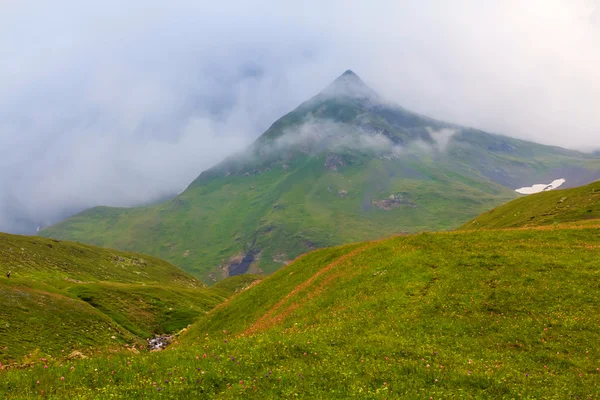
[251,119,458,163]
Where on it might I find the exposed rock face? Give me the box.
[325,153,345,171]
[337,189,348,198]
[372,193,416,210]
[228,249,261,276]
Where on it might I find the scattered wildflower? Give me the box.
[61,377,65,381]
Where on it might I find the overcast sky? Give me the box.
[1,0,599,233]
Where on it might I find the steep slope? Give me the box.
[0,233,249,364]
[459,180,600,230]
[40,71,600,283]
[5,224,600,398]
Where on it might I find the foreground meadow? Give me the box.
[2,226,600,398]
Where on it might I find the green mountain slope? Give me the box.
[0,233,258,364]
[40,71,600,283]
[459,180,600,230]
[5,224,600,398]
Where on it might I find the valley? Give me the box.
[2,199,600,398]
[0,232,259,364]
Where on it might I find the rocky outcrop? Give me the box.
[227,249,261,276]
[372,193,416,210]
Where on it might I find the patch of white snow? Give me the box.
[515,179,566,195]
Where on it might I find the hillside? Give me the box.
[0,233,257,364]
[459,180,600,230]
[3,223,600,398]
[40,71,600,283]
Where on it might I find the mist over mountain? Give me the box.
[2,1,600,234]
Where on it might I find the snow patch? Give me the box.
[515,179,566,195]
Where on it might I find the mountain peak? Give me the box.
[341,69,360,78]
[321,70,379,100]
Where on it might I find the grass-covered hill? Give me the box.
[40,71,600,284]
[0,232,259,364]
[459,180,600,230]
[4,222,600,398]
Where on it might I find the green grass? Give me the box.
[210,274,263,296]
[4,224,600,398]
[0,233,259,365]
[459,180,600,230]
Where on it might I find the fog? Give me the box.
[1,0,598,233]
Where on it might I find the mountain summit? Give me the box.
[41,71,600,283]
[321,70,379,100]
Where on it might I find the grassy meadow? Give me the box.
[3,224,600,398]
